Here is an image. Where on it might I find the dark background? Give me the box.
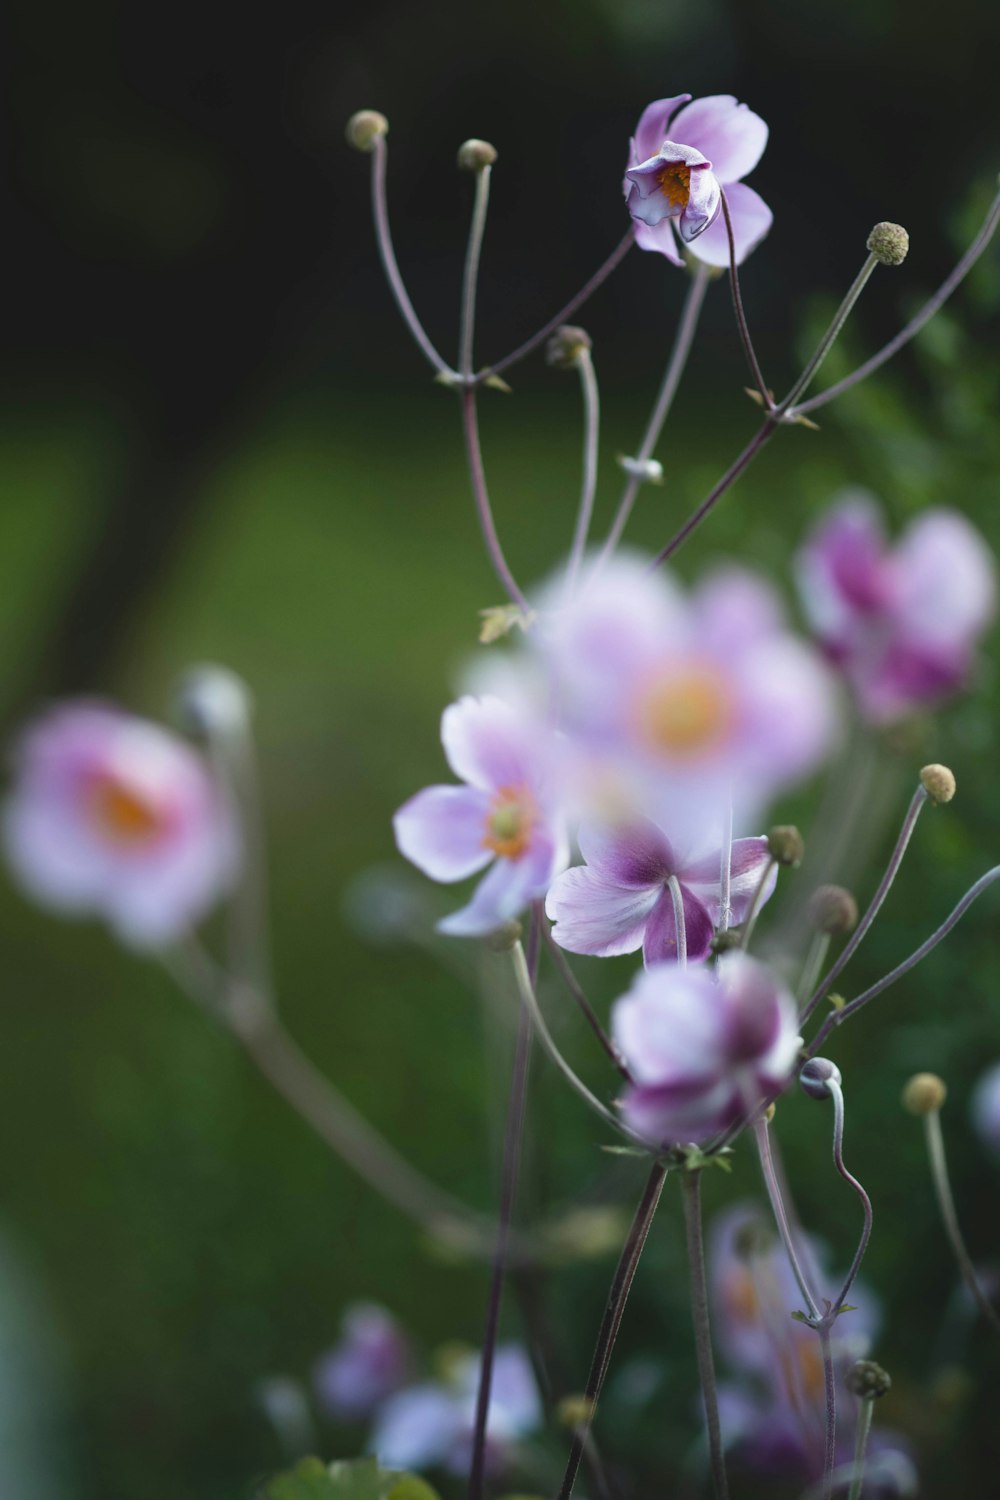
[1,1,999,1496]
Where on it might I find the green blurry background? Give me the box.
[2,0,999,1495]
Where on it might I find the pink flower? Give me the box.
[313,1302,411,1422]
[625,94,772,267]
[796,494,997,723]
[545,817,776,966]
[393,696,567,936]
[611,953,801,1146]
[3,700,238,947]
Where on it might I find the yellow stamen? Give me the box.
[88,777,164,845]
[634,663,734,760]
[656,161,691,210]
[482,785,536,860]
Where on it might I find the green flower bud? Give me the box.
[867,222,909,267]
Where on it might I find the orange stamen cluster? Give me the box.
[88,776,164,845]
[482,785,536,860]
[634,663,734,760]
[656,161,692,210]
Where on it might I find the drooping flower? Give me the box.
[370,1343,540,1475]
[313,1302,411,1422]
[796,493,997,723]
[393,696,567,936]
[625,94,772,267]
[611,953,800,1146]
[545,817,776,965]
[3,700,239,947]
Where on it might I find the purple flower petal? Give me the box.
[890,508,997,651]
[641,886,715,965]
[681,182,772,268]
[578,818,673,885]
[438,854,538,937]
[393,785,493,882]
[371,1384,464,1470]
[632,215,685,264]
[631,94,692,162]
[440,695,537,791]
[681,836,775,927]
[669,95,768,185]
[545,864,660,957]
[678,164,722,242]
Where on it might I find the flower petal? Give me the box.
[890,508,997,651]
[371,1384,464,1470]
[681,836,775,927]
[669,95,768,185]
[577,818,673,885]
[438,856,537,937]
[631,95,692,163]
[641,886,715,965]
[632,215,685,264]
[440,696,538,791]
[393,785,493,882]
[678,167,721,242]
[546,864,659,957]
[682,182,772,268]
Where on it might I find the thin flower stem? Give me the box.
[481,229,635,383]
[739,857,777,951]
[468,998,533,1500]
[820,1323,837,1498]
[846,1397,875,1500]
[828,1078,873,1314]
[718,792,734,935]
[370,137,456,381]
[460,166,493,382]
[792,186,1000,417]
[667,875,688,966]
[564,348,601,596]
[720,188,771,410]
[923,1108,1000,1334]
[541,924,633,1081]
[649,417,776,569]
[598,263,712,561]
[754,1118,822,1320]
[801,785,928,1026]
[460,385,532,611]
[797,932,831,1008]
[777,252,879,415]
[681,1170,730,1500]
[209,723,273,1007]
[556,1161,668,1500]
[806,864,1000,1057]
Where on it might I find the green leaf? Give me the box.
[262,1458,442,1500]
[385,1478,442,1500]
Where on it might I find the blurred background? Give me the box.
[2,0,999,1495]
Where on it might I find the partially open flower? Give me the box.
[3,700,239,947]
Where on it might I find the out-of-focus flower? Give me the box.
[796,494,997,723]
[370,1343,540,1475]
[971,1062,1000,1156]
[3,700,238,948]
[625,94,771,267]
[538,553,837,832]
[394,696,567,937]
[545,817,775,965]
[611,954,800,1145]
[314,1302,411,1422]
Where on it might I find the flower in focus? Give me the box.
[394,696,567,936]
[796,494,997,723]
[370,1343,540,1475]
[624,94,772,267]
[545,817,776,965]
[971,1062,1000,1157]
[313,1302,411,1422]
[611,953,800,1145]
[3,700,239,947]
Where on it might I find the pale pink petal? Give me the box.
[438,856,537,937]
[440,696,538,791]
[545,865,659,957]
[632,215,685,264]
[890,509,997,651]
[683,182,772,268]
[577,818,673,885]
[681,836,775,927]
[631,95,692,163]
[669,95,768,185]
[393,785,493,882]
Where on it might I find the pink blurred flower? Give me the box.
[796,494,996,723]
[3,700,238,947]
[313,1302,411,1422]
[611,953,800,1145]
[625,94,772,267]
[545,816,775,966]
[393,696,567,936]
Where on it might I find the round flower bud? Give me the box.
[457,138,498,172]
[176,664,252,740]
[846,1358,892,1399]
[345,110,388,153]
[546,325,592,369]
[710,928,744,955]
[767,825,805,868]
[920,763,956,804]
[485,918,523,952]
[800,1056,842,1100]
[808,884,859,936]
[902,1072,947,1114]
[867,222,909,266]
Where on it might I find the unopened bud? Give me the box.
[617,454,663,484]
[763,1101,777,1123]
[920,763,956,804]
[767,825,804,868]
[176,664,252,740]
[846,1358,892,1399]
[457,138,498,172]
[485,919,522,952]
[902,1072,947,1114]
[809,884,859,936]
[557,1394,596,1428]
[345,110,388,153]
[867,222,909,267]
[800,1056,842,1100]
[546,325,592,369]
[711,928,744,955]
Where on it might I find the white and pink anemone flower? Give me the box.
[393,695,568,937]
[796,493,997,724]
[3,700,239,948]
[625,93,772,268]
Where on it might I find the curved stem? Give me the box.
[564,348,601,595]
[460,386,531,611]
[598,263,711,561]
[541,924,632,1081]
[667,874,688,966]
[481,229,635,383]
[797,932,831,1007]
[720,188,770,410]
[460,166,493,382]
[754,1118,821,1321]
[923,1108,1000,1334]
[828,1079,873,1314]
[681,1170,730,1500]
[777,252,878,415]
[649,417,776,569]
[739,857,777,951]
[718,793,734,936]
[792,187,1000,417]
[370,137,456,380]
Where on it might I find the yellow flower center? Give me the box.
[634,663,734,760]
[656,161,691,210]
[88,776,165,845]
[482,785,536,860]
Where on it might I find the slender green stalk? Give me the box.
[820,1324,837,1497]
[777,253,878,415]
[923,1108,1000,1334]
[460,166,493,381]
[564,348,601,594]
[753,1119,821,1321]
[460,385,531,612]
[846,1398,875,1500]
[797,932,831,1008]
[681,1171,730,1500]
[739,857,776,951]
[667,874,688,966]
[720,187,771,409]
